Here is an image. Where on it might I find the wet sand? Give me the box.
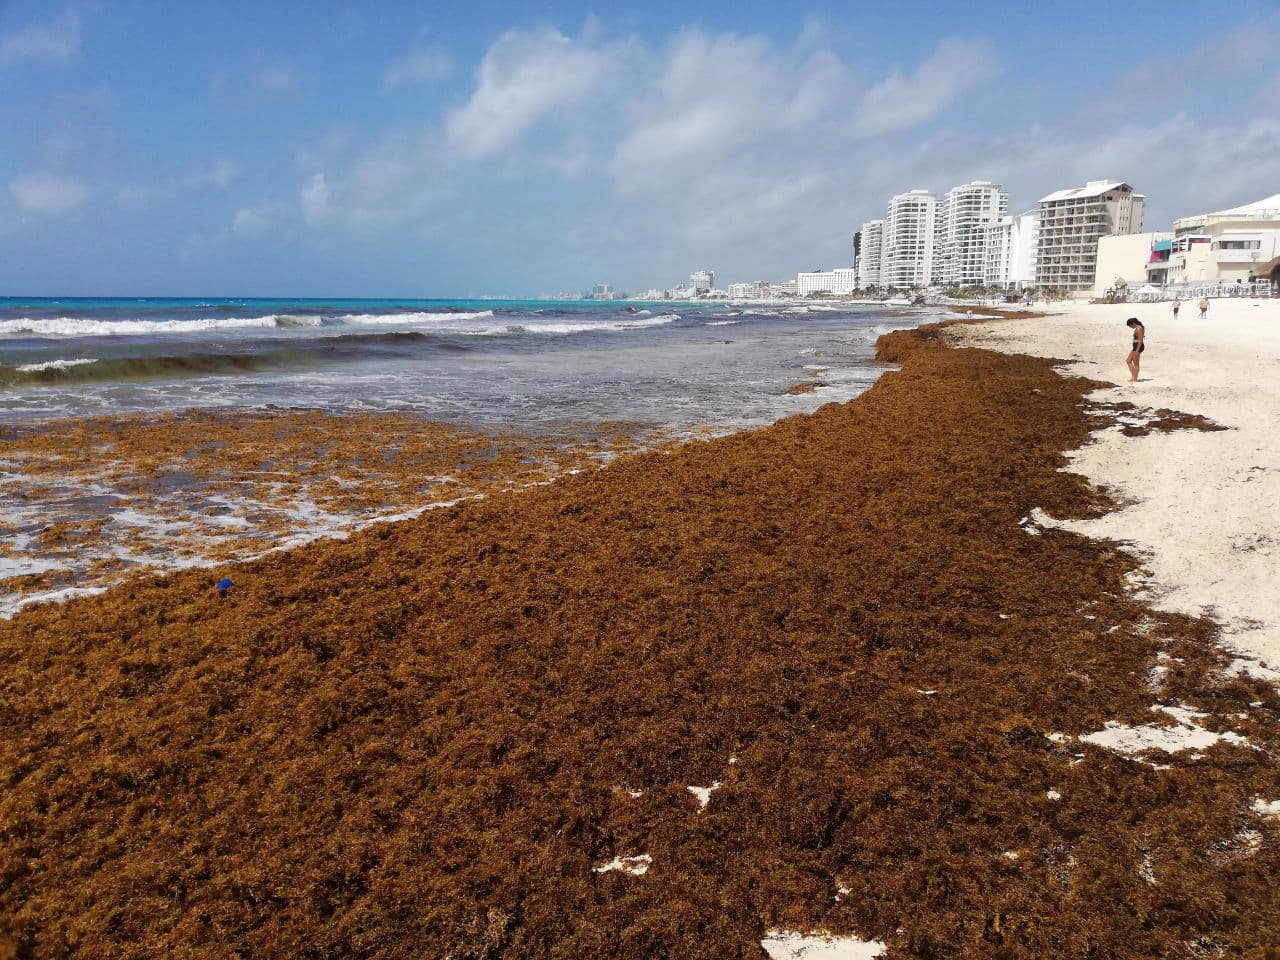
[2,324,1279,958]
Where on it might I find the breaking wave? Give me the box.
[15,357,99,373]
[0,309,679,341]
[3,353,268,386]
[0,315,326,338]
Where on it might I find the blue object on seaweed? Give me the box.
[216,577,233,594]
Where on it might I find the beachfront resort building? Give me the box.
[983,211,1039,289]
[1091,232,1173,297]
[935,181,1009,287]
[1148,193,1280,290]
[727,281,769,299]
[856,218,885,287]
[882,190,938,288]
[796,269,858,296]
[1034,180,1144,291]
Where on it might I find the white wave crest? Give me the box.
[15,358,100,373]
[0,309,679,342]
[706,320,740,326]
[340,310,496,325]
[0,314,320,338]
[356,313,680,337]
[475,314,678,336]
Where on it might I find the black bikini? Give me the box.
[1132,325,1144,353]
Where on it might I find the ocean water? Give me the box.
[0,297,928,432]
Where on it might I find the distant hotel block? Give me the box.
[883,190,939,288]
[851,177,1143,292]
[856,219,884,287]
[718,175,1164,299]
[936,181,1008,287]
[796,269,858,296]
[983,211,1038,289]
[1034,180,1144,291]
[690,270,715,295]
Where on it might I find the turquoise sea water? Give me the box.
[0,297,928,432]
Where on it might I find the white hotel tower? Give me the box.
[856,218,885,287]
[936,181,1008,287]
[882,190,938,288]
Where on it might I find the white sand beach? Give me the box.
[953,298,1280,681]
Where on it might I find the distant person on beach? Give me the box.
[1126,318,1145,382]
[1172,297,1180,318]
[1199,297,1210,319]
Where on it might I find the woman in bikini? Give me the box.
[1126,317,1145,383]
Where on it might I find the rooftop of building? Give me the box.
[1039,180,1143,204]
[1174,192,1280,226]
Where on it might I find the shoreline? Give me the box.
[3,321,1279,956]
[0,410,648,619]
[0,342,901,620]
[951,298,1280,682]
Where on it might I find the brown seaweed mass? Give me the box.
[3,326,1279,958]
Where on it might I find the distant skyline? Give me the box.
[3,0,1279,297]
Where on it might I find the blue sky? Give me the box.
[2,0,1278,296]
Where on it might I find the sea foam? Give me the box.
[340,310,496,325]
[0,315,323,338]
[15,358,99,373]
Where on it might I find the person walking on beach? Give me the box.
[1172,297,1181,319]
[1126,317,1145,383]
[1199,297,1210,319]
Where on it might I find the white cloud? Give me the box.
[0,10,81,65]
[612,30,848,195]
[445,27,619,158]
[854,38,997,137]
[384,46,453,88]
[10,172,89,216]
[116,160,238,207]
[272,18,1274,293]
[297,130,454,229]
[300,173,332,225]
[232,201,284,236]
[192,159,238,190]
[985,115,1280,227]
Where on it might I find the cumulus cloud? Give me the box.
[298,128,455,229]
[384,46,453,88]
[445,27,619,158]
[273,17,1274,292]
[854,37,997,137]
[10,172,89,216]
[0,9,81,65]
[299,173,332,225]
[612,30,848,195]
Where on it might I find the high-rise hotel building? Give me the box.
[1034,180,1144,291]
[882,190,938,288]
[856,218,885,287]
[936,181,1008,287]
